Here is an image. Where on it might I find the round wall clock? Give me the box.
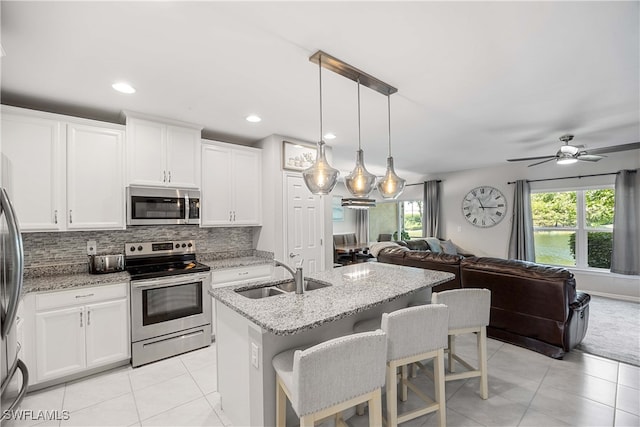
[462,186,507,228]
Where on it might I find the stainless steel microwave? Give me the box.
[126,186,200,226]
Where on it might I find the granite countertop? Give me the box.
[210,263,454,336]
[23,256,273,294]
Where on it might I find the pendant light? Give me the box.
[302,54,339,195]
[377,95,406,199]
[344,79,376,198]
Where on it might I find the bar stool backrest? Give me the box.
[433,289,491,330]
[382,304,449,362]
[292,330,387,416]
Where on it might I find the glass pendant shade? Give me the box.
[302,141,339,194]
[377,156,406,199]
[345,149,377,198]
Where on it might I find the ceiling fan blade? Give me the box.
[584,142,640,155]
[577,154,604,162]
[528,158,556,167]
[507,155,556,162]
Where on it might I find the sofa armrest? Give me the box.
[570,292,591,311]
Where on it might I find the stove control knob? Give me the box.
[181,243,187,248]
[187,243,193,248]
[138,246,143,251]
[175,244,180,249]
[130,246,135,252]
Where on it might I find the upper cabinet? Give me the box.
[201,140,262,226]
[1,107,125,232]
[125,114,201,188]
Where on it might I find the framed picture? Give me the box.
[282,141,316,171]
[332,196,344,221]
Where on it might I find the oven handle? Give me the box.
[131,272,211,290]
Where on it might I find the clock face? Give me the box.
[462,186,507,228]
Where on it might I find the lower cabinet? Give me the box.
[33,283,130,384]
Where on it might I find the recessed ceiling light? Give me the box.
[112,82,136,94]
[246,115,262,123]
[324,133,336,140]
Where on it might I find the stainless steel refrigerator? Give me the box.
[0,188,29,418]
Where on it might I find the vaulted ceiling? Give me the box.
[2,1,638,181]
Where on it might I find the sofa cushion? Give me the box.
[425,237,442,253]
[404,239,430,251]
[440,239,458,255]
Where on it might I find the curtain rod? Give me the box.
[507,171,626,185]
[406,180,442,187]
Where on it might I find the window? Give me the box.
[369,200,423,241]
[531,188,614,269]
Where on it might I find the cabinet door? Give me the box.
[85,299,130,368]
[126,118,166,186]
[1,114,64,231]
[201,144,233,226]
[35,306,85,382]
[166,125,200,188]
[66,124,125,230]
[231,149,262,225]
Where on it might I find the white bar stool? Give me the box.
[272,330,387,427]
[354,304,449,427]
[433,288,491,399]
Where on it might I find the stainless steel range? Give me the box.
[126,240,211,367]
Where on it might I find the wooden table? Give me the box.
[335,243,369,262]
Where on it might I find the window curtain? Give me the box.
[611,169,639,275]
[355,209,369,244]
[423,180,440,238]
[508,180,535,261]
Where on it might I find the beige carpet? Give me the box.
[576,295,640,366]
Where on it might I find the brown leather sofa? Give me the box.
[376,246,591,358]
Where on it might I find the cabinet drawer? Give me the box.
[211,264,272,285]
[36,282,128,311]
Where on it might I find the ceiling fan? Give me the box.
[507,134,640,167]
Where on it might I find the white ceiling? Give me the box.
[1,1,638,182]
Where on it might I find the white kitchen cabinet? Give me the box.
[201,140,262,226]
[33,283,129,384]
[126,115,201,188]
[1,106,125,232]
[66,123,125,230]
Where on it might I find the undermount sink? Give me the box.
[235,287,285,299]
[275,279,332,293]
[235,279,332,299]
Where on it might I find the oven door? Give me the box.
[131,272,211,342]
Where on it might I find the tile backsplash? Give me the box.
[22,225,260,268]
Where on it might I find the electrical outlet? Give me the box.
[251,342,259,368]
[87,240,97,255]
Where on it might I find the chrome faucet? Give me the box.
[274,259,304,294]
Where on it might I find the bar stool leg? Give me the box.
[400,365,409,402]
[448,334,456,373]
[386,361,399,427]
[276,377,287,427]
[479,326,489,399]
[356,402,365,416]
[300,415,314,427]
[434,348,447,427]
[368,389,382,427]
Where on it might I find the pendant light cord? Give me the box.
[357,78,361,150]
[319,55,323,142]
[387,95,392,156]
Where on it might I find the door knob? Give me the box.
[289,252,299,258]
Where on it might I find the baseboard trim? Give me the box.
[585,291,640,303]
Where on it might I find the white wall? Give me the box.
[331,182,357,234]
[422,150,640,299]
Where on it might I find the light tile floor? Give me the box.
[6,335,640,427]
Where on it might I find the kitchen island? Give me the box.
[210,262,454,426]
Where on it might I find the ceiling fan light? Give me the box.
[345,149,377,198]
[556,155,578,165]
[377,157,406,199]
[560,145,579,155]
[341,197,376,209]
[302,140,339,195]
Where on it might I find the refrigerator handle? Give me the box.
[0,188,24,339]
[4,360,29,412]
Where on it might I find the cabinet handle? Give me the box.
[87,310,91,326]
[75,293,95,299]
[54,210,58,224]
[233,211,236,221]
[69,210,73,224]
[163,171,167,182]
[80,311,83,327]
[229,211,232,221]
[168,171,171,182]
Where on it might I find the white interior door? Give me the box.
[285,174,324,273]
